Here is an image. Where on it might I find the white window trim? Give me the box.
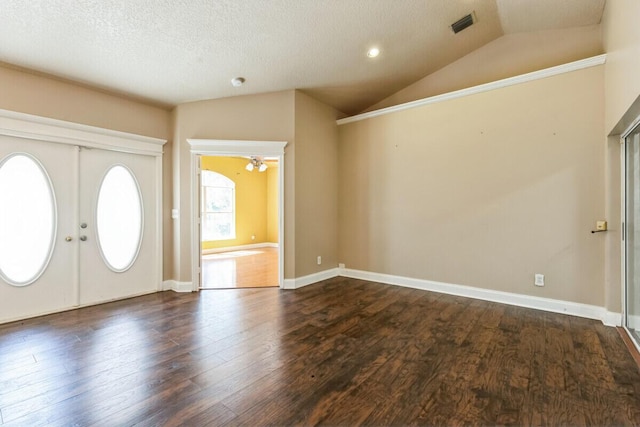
[0,153,57,286]
[201,170,236,241]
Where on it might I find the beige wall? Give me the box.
[0,65,170,139]
[365,25,603,113]
[267,164,279,243]
[604,135,621,313]
[171,91,296,282]
[339,66,605,306]
[294,91,339,277]
[603,0,640,135]
[602,0,640,314]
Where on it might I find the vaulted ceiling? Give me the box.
[0,0,605,115]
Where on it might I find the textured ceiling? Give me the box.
[0,0,605,115]
[497,0,605,33]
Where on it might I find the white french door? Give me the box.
[78,147,158,305]
[0,135,160,323]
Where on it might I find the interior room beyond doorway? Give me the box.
[200,155,279,289]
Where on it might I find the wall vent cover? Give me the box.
[451,12,475,34]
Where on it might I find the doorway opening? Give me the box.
[187,139,287,291]
[199,156,279,289]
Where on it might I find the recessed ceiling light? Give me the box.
[231,77,245,87]
[367,47,380,58]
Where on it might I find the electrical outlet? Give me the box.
[317,256,322,265]
[338,263,345,269]
[534,274,544,287]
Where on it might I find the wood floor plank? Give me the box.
[223,331,384,425]
[219,331,362,416]
[180,402,238,427]
[1,341,186,424]
[87,379,204,427]
[2,279,640,425]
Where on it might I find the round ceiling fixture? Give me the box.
[231,77,245,87]
[367,47,380,58]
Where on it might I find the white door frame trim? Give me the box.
[0,109,166,156]
[621,121,640,352]
[187,139,287,291]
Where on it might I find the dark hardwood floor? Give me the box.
[1,277,640,426]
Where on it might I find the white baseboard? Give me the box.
[163,280,194,293]
[604,311,622,328]
[340,268,621,327]
[283,268,340,290]
[202,242,278,255]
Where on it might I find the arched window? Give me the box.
[201,170,235,241]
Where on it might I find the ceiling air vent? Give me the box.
[451,12,475,34]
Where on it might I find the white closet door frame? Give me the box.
[0,109,167,296]
[621,116,640,352]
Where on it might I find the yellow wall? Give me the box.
[200,156,272,250]
[266,164,279,243]
[339,65,605,306]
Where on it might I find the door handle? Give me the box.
[80,235,87,241]
[65,236,73,242]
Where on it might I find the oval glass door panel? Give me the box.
[96,165,143,272]
[0,154,57,286]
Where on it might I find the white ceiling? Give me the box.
[0,0,605,115]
